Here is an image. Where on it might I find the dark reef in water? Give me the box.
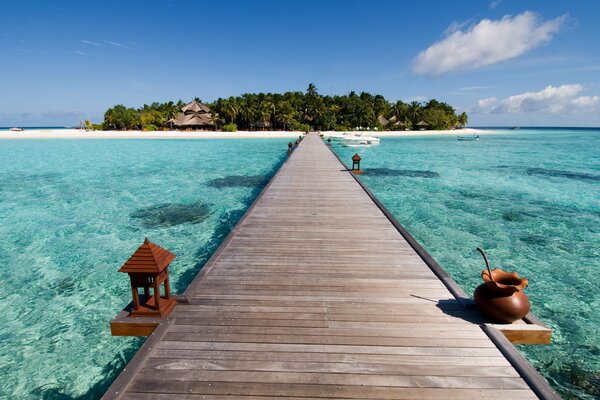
[208,174,269,188]
[50,277,77,296]
[526,168,600,182]
[366,168,440,178]
[501,210,536,222]
[131,202,210,228]
[519,235,548,246]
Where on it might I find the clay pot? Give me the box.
[474,268,530,323]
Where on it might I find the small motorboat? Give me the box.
[9,127,24,132]
[326,132,352,141]
[457,134,479,141]
[341,134,381,146]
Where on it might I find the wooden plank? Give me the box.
[149,349,513,366]
[102,133,553,400]
[142,358,520,377]
[168,324,489,339]
[123,383,538,400]
[155,341,506,357]
[133,370,530,389]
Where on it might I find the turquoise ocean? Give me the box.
[0,128,598,399]
[333,128,600,399]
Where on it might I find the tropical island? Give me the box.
[95,84,468,132]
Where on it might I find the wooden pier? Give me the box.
[104,133,557,399]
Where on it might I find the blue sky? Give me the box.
[1,0,599,126]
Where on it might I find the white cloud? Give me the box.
[105,40,131,50]
[489,0,502,9]
[472,84,599,114]
[413,12,566,76]
[456,85,496,92]
[472,97,499,112]
[81,40,101,46]
[73,50,88,56]
[444,19,472,36]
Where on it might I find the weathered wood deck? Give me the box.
[104,133,557,399]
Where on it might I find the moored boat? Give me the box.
[457,134,479,141]
[9,127,24,132]
[341,134,381,146]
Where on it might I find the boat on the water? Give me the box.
[457,134,480,141]
[327,131,353,141]
[341,134,381,146]
[9,127,24,132]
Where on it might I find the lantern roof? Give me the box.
[352,153,361,161]
[118,238,176,274]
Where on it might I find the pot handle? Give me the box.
[477,247,494,283]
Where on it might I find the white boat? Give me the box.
[326,131,352,141]
[341,134,380,146]
[9,127,24,132]
[457,134,480,141]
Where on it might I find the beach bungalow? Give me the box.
[250,121,271,130]
[377,115,389,127]
[394,120,407,130]
[417,120,429,130]
[172,100,214,130]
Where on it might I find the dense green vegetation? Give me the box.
[99,84,467,131]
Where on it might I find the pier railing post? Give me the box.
[351,153,363,174]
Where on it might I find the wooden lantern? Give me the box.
[351,153,363,174]
[118,238,176,317]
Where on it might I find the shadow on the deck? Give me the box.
[410,294,485,324]
[436,298,487,324]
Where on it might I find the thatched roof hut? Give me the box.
[416,120,428,130]
[173,100,214,129]
[377,115,389,126]
[181,101,211,114]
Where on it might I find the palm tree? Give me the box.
[408,101,422,126]
[239,103,255,130]
[221,98,239,124]
[458,112,468,127]
[276,101,296,130]
[258,101,273,129]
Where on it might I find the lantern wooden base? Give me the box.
[110,294,176,336]
[130,295,176,317]
[110,309,163,336]
[352,169,363,175]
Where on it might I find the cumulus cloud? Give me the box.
[472,84,599,114]
[413,12,566,76]
[472,97,499,112]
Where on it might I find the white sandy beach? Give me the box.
[0,128,490,140]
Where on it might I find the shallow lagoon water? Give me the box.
[1,131,599,399]
[333,129,600,399]
[0,138,287,398]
